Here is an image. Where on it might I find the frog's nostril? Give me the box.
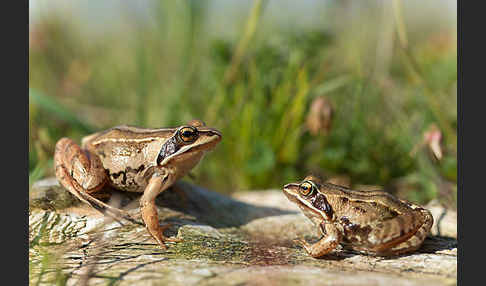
[208,130,222,138]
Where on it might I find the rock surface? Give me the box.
[29,178,457,286]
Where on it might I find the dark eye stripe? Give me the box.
[311,193,333,219]
[157,136,180,165]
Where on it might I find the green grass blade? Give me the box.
[29,88,94,133]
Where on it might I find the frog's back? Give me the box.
[321,183,414,223]
[320,183,432,253]
[82,125,174,147]
[78,126,175,192]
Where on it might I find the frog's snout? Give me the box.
[282,183,300,196]
[209,130,222,141]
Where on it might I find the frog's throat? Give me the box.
[285,192,328,222]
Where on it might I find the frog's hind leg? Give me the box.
[384,208,434,255]
[374,207,434,256]
[54,138,141,225]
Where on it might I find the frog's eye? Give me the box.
[299,182,314,196]
[179,126,198,143]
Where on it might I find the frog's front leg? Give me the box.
[140,172,182,248]
[54,138,139,224]
[295,223,342,258]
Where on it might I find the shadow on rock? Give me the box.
[153,181,296,228]
[30,178,295,229]
[419,236,457,254]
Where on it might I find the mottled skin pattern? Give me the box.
[54,120,221,248]
[283,176,433,258]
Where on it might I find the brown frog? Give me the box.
[283,176,433,257]
[54,119,221,248]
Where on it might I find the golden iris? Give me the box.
[299,181,313,196]
[179,127,198,143]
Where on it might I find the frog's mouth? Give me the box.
[282,183,301,202]
[187,129,222,152]
[174,130,221,160]
[283,184,324,221]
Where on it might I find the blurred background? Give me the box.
[29,0,457,208]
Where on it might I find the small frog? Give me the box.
[54,119,221,248]
[283,176,433,257]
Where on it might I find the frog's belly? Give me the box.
[108,174,147,192]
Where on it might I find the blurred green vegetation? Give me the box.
[29,1,457,207]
